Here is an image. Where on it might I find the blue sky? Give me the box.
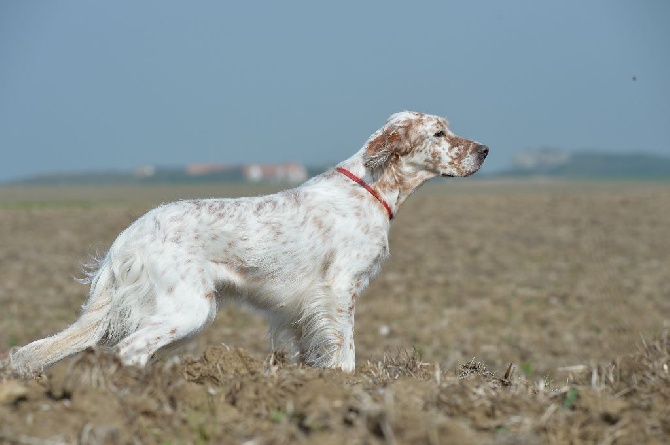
[1,1,668,181]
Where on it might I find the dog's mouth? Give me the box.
[441,173,455,177]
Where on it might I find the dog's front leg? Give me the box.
[337,291,357,373]
[321,288,358,372]
[297,287,357,372]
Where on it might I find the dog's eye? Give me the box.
[434,130,446,137]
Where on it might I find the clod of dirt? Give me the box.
[0,380,28,405]
[182,345,262,384]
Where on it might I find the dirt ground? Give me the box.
[0,180,668,444]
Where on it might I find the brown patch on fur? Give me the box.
[312,215,325,230]
[348,293,358,313]
[320,250,335,277]
[169,328,177,335]
[254,200,267,214]
[364,117,421,169]
[446,134,474,167]
[287,190,302,206]
[206,201,219,213]
[204,291,215,300]
[214,256,247,272]
[425,148,443,172]
[366,130,401,158]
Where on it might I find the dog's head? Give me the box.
[363,111,488,178]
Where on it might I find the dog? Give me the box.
[10,111,488,374]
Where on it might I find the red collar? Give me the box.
[336,167,393,220]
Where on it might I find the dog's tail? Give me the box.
[10,263,115,375]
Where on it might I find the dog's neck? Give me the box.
[337,150,436,218]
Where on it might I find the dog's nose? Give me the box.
[477,144,489,158]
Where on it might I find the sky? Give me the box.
[0,1,669,182]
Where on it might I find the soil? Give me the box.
[0,180,668,444]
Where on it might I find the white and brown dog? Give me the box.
[11,111,488,374]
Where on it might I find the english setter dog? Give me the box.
[11,111,488,374]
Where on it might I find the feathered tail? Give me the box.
[10,261,114,375]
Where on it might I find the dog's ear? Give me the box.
[363,125,411,170]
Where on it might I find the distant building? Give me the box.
[186,164,234,176]
[131,162,309,183]
[242,163,308,183]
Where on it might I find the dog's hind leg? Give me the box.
[114,285,217,366]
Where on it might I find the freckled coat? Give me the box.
[11,111,488,374]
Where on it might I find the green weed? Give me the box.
[563,388,579,410]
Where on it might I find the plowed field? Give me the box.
[1,181,668,444]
